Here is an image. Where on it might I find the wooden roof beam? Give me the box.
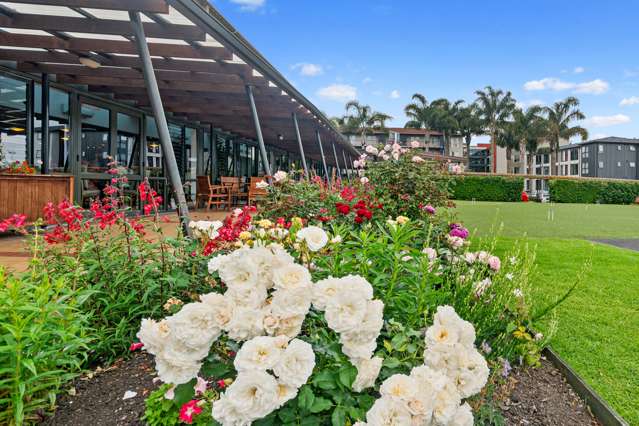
[0,0,170,14]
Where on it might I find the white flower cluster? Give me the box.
[213,335,315,425]
[358,306,488,426]
[312,275,384,392]
[295,225,329,252]
[138,245,313,385]
[188,220,223,239]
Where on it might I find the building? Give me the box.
[577,137,639,179]
[467,143,507,173]
[0,0,356,212]
[346,127,465,158]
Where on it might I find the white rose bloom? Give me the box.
[451,403,474,426]
[273,170,288,182]
[380,374,418,403]
[272,264,312,292]
[273,314,305,338]
[365,398,412,426]
[341,338,377,361]
[234,336,283,372]
[190,220,223,239]
[208,253,230,274]
[218,258,259,290]
[261,307,281,336]
[312,277,342,310]
[268,243,296,268]
[137,318,170,355]
[425,321,461,348]
[225,283,268,308]
[247,246,278,287]
[296,226,329,252]
[451,348,490,398]
[342,299,384,344]
[271,287,312,318]
[353,356,383,392]
[225,305,265,341]
[200,293,234,328]
[331,235,342,244]
[340,275,374,301]
[155,356,202,385]
[273,339,315,387]
[167,302,222,352]
[353,422,367,426]
[214,371,279,424]
[432,306,476,346]
[325,289,368,333]
[276,381,297,406]
[211,395,248,426]
[432,380,462,425]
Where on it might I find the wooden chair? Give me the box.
[196,175,229,210]
[248,176,269,206]
[220,176,248,206]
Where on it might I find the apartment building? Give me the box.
[345,128,465,157]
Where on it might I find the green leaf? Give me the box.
[312,370,337,390]
[173,379,196,406]
[277,406,297,423]
[338,364,357,388]
[309,397,333,413]
[383,339,393,352]
[383,357,401,369]
[300,415,322,425]
[331,406,346,426]
[297,385,315,411]
[390,334,407,350]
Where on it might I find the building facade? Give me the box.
[577,137,639,179]
[346,128,465,158]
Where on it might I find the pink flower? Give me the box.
[412,156,425,163]
[194,377,208,395]
[216,379,227,389]
[410,140,421,149]
[488,256,501,272]
[360,177,369,185]
[129,342,144,351]
[179,400,202,424]
[423,204,436,215]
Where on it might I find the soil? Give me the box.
[43,354,602,426]
[42,353,159,426]
[499,358,601,426]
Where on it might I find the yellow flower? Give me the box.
[396,215,410,225]
[291,217,303,227]
[239,231,252,240]
[256,219,273,228]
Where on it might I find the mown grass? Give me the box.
[454,201,639,424]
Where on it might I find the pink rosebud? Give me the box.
[216,379,226,389]
[129,342,144,351]
[488,256,501,272]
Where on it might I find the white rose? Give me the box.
[365,398,412,426]
[218,371,280,421]
[353,356,383,392]
[273,339,315,387]
[154,355,202,385]
[225,283,268,308]
[211,395,246,425]
[272,264,312,292]
[340,275,374,301]
[432,379,462,425]
[379,374,418,403]
[452,347,490,398]
[168,302,221,352]
[273,170,288,182]
[451,403,474,426]
[137,318,170,355]
[360,177,369,184]
[199,293,234,328]
[342,299,384,344]
[433,306,476,346]
[296,226,329,252]
[256,180,269,189]
[207,253,230,273]
[224,305,265,341]
[324,289,368,333]
[276,381,297,406]
[341,338,377,361]
[270,287,312,318]
[273,314,305,338]
[234,336,283,372]
[218,258,259,290]
[312,277,342,310]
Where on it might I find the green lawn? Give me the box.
[454,201,639,424]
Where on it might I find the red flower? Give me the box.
[178,400,202,424]
[216,379,227,389]
[356,208,372,220]
[129,342,144,351]
[335,203,351,215]
[354,216,364,224]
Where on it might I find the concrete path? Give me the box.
[591,239,639,252]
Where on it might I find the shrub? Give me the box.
[450,175,524,202]
[0,268,91,425]
[549,178,639,204]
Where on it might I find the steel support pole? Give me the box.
[331,140,341,180]
[316,130,329,182]
[129,11,191,236]
[41,73,49,174]
[292,112,309,178]
[342,150,351,182]
[246,85,272,178]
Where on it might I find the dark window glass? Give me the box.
[34,86,71,173]
[117,112,140,174]
[80,103,111,173]
[0,74,28,166]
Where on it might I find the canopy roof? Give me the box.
[0,0,355,164]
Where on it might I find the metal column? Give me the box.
[41,74,49,174]
[342,150,351,182]
[331,141,341,180]
[129,11,191,236]
[246,85,272,178]
[292,112,309,178]
[316,130,329,182]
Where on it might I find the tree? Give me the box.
[542,97,588,175]
[343,101,392,147]
[455,104,484,165]
[404,93,432,129]
[428,98,463,155]
[510,106,545,174]
[474,86,516,173]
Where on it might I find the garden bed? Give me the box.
[42,354,601,426]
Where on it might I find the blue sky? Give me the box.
[212,0,639,144]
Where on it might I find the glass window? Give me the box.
[618,145,622,151]
[599,161,604,168]
[34,86,71,173]
[570,164,578,175]
[630,162,636,168]
[203,131,212,177]
[617,161,622,167]
[184,127,197,201]
[117,112,140,174]
[630,146,636,151]
[598,144,604,153]
[80,103,111,173]
[0,74,28,165]
[145,118,163,178]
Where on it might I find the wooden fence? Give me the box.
[0,174,74,223]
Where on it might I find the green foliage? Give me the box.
[549,178,639,204]
[144,384,214,426]
[451,175,524,202]
[0,268,91,425]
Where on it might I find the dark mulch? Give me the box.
[42,353,159,426]
[591,238,639,252]
[499,358,600,426]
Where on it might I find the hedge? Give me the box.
[451,175,524,202]
[549,179,639,204]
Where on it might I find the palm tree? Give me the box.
[428,98,464,155]
[510,106,544,174]
[343,101,392,146]
[404,93,431,129]
[474,86,516,173]
[542,97,588,175]
[496,121,519,173]
[455,104,483,165]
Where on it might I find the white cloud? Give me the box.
[585,114,631,127]
[389,89,400,99]
[620,96,639,106]
[291,63,323,77]
[573,66,585,74]
[362,77,373,84]
[229,0,265,11]
[317,84,357,101]
[523,77,608,94]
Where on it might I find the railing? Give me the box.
[0,174,74,222]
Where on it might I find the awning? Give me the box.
[0,0,356,165]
